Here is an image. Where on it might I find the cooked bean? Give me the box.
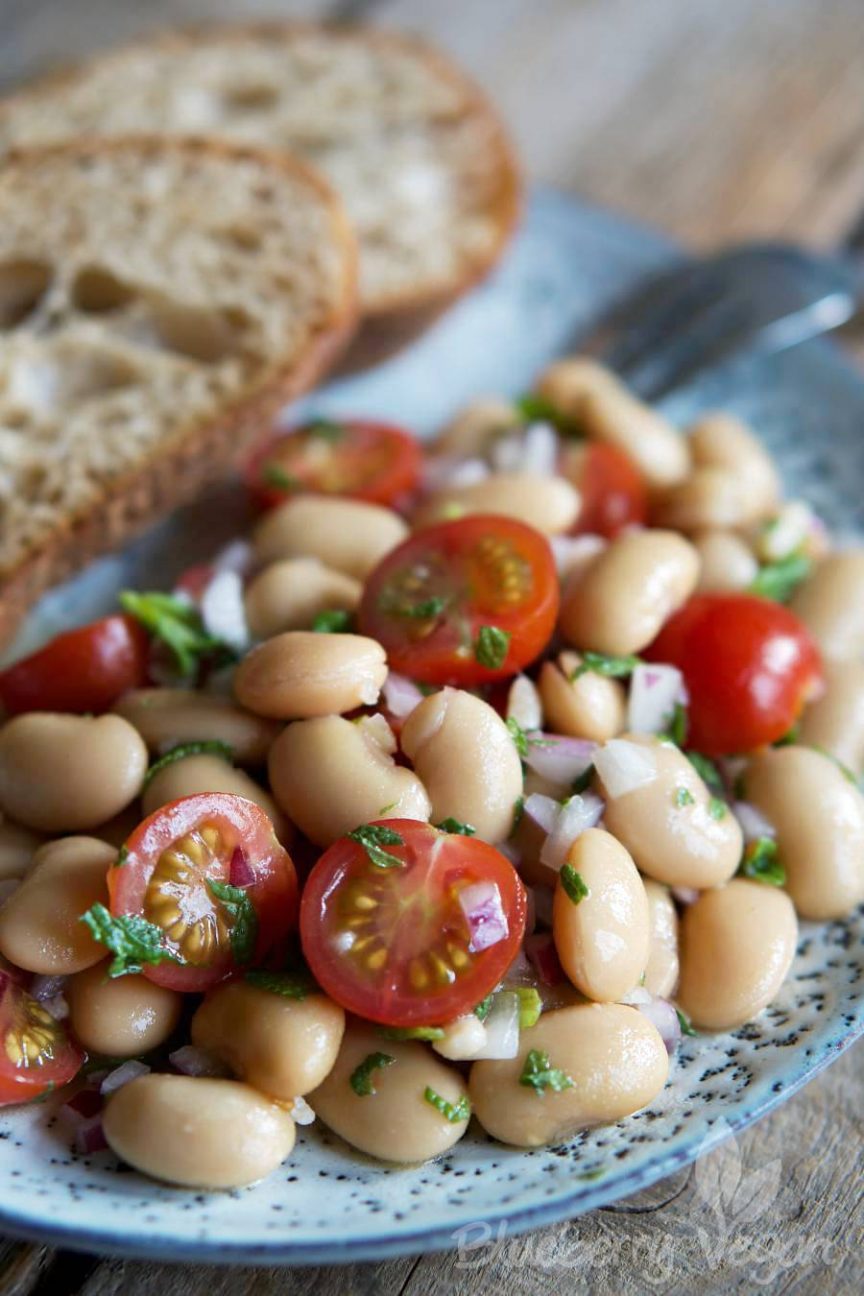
[642,880,679,999]
[142,754,290,841]
[789,551,864,660]
[552,828,650,1002]
[693,530,759,592]
[744,745,864,919]
[654,414,779,530]
[308,1022,470,1163]
[798,659,864,776]
[234,631,387,720]
[114,688,281,764]
[559,531,699,656]
[400,689,523,844]
[253,496,408,579]
[66,960,183,1057]
[432,396,520,459]
[269,715,430,847]
[0,714,147,832]
[432,1014,488,1061]
[0,818,42,881]
[677,879,797,1029]
[0,837,114,974]
[506,674,543,733]
[534,356,619,413]
[244,558,362,640]
[538,651,626,741]
[595,734,742,888]
[103,1075,295,1189]
[469,1003,668,1147]
[413,471,580,536]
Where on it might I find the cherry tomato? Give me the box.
[647,593,823,754]
[0,615,149,716]
[300,820,527,1027]
[0,972,84,1106]
[358,516,559,685]
[246,418,422,510]
[108,794,298,993]
[560,442,647,537]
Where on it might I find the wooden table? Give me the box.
[1,1,863,1292]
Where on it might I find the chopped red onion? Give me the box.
[74,1114,109,1156]
[636,997,682,1055]
[539,792,604,870]
[382,672,424,720]
[627,663,687,736]
[671,886,699,906]
[459,881,509,952]
[523,792,561,836]
[63,1088,103,1118]
[229,846,255,889]
[169,1044,229,1078]
[525,932,564,986]
[506,675,543,733]
[733,800,775,842]
[525,736,596,786]
[200,570,250,653]
[100,1060,151,1096]
[594,739,658,798]
[468,990,520,1060]
[30,974,67,1002]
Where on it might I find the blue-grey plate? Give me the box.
[1,189,862,1264]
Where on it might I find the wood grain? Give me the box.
[0,1,863,1292]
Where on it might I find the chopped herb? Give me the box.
[350,1052,395,1096]
[115,846,129,868]
[424,1086,471,1124]
[571,765,594,795]
[676,1007,698,1037]
[560,864,590,906]
[773,723,800,748]
[378,802,397,816]
[514,393,582,436]
[708,796,727,821]
[417,682,438,696]
[739,837,786,887]
[348,823,405,870]
[662,702,689,748]
[519,1049,575,1095]
[473,994,494,1022]
[675,787,695,808]
[435,818,477,836]
[514,987,542,1030]
[245,970,315,999]
[686,751,724,793]
[402,597,448,620]
[474,625,511,670]
[311,608,353,633]
[206,880,259,965]
[577,1168,605,1182]
[506,716,529,758]
[511,795,525,832]
[306,418,346,442]
[24,1082,55,1106]
[262,463,301,492]
[142,740,233,790]
[749,552,811,603]
[573,652,641,680]
[80,903,183,978]
[379,1025,445,1042]
[119,590,230,677]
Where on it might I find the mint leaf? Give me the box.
[206,879,258,965]
[435,818,476,837]
[560,864,589,906]
[750,553,811,603]
[81,903,183,978]
[473,994,494,1022]
[115,846,129,868]
[519,1049,574,1094]
[662,701,689,747]
[245,970,315,999]
[514,987,542,1029]
[573,652,641,680]
[739,837,786,887]
[708,796,727,821]
[306,418,345,442]
[424,1086,471,1123]
[474,625,511,671]
[143,740,233,790]
[378,1025,445,1042]
[514,393,582,436]
[311,608,353,634]
[506,716,529,759]
[400,597,448,620]
[119,590,230,677]
[676,1007,698,1037]
[348,824,405,870]
[350,1052,395,1096]
[686,751,724,793]
[675,787,695,807]
[773,722,800,748]
[262,463,301,492]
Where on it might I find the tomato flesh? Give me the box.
[647,593,823,754]
[300,820,527,1026]
[0,973,84,1106]
[358,516,559,685]
[0,615,149,716]
[246,418,422,510]
[560,442,647,538]
[108,793,298,992]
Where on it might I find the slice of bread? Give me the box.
[0,136,357,646]
[0,24,521,367]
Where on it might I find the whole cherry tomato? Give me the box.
[0,615,149,716]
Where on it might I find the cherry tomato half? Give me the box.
[0,972,84,1106]
[647,593,823,755]
[560,442,647,538]
[300,820,527,1027]
[358,516,559,685]
[246,418,422,510]
[108,794,298,993]
[0,615,149,716]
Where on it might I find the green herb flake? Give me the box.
[662,702,689,748]
[206,880,259,965]
[573,652,642,680]
[115,846,129,868]
[686,751,725,793]
[514,393,582,436]
[708,796,728,821]
[245,970,315,999]
[560,864,590,906]
[350,1051,395,1096]
[519,1049,575,1095]
[473,994,494,1022]
[402,596,448,620]
[306,418,346,442]
[379,1025,445,1042]
[348,823,405,870]
[311,608,353,634]
[749,552,812,603]
[119,590,230,678]
[511,795,525,832]
[675,787,695,808]
[424,1086,471,1124]
[739,837,786,888]
[142,740,233,790]
[262,463,301,492]
[474,625,511,671]
[676,1007,698,1037]
[514,987,542,1030]
[435,817,477,837]
[773,722,800,748]
[80,903,183,978]
[506,716,529,759]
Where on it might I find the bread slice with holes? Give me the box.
[0,136,357,646]
[0,23,521,368]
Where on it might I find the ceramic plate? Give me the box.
[1,190,862,1264]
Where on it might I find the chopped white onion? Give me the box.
[594,739,658,798]
[468,991,520,1060]
[550,534,605,578]
[540,792,605,870]
[100,1060,151,1096]
[200,570,250,653]
[459,881,509,952]
[168,1045,228,1078]
[627,663,687,736]
[636,997,682,1055]
[506,674,543,732]
[733,800,775,842]
[425,455,490,490]
[619,985,652,1006]
[523,793,561,836]
[288,1096,316,1126]
[382,672,424,720]
[357,713,397,754]
[525,735,596,786]
[490,423,558,475]
[756,500,813,562]
[42,994,69,1022]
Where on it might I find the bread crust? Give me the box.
[0,135,359,647]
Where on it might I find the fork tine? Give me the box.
[618,293,751,401]
[599,261,725,375]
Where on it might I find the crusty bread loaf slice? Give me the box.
[0,24,521,367]
[0,136,357,646]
